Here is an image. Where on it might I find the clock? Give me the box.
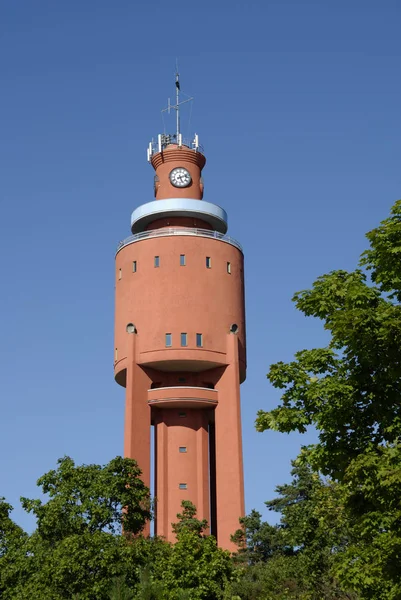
[169,167,192,188]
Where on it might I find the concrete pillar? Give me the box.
[214,333,245,550]
[124,332,151,536]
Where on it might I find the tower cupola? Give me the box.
[130,73,227,235]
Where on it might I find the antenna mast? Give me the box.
[161,67,193,145]
[175,67,180,139]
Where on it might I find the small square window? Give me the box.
[206,257,211,269]
[227,262,231,274]
[118,268,122,280]
[178,377,186,383]
[154,256,160,267]
[180,254,186,266]
[179,447,187,453]
[132,261,137,273]
[179,412,186,418]
[165,333,172,347]
[179,483,187,490]
[181,333,187,347]
[196,333,203,348]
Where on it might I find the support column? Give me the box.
[214,334,245,551]
[154,408,210,541]
[124,332,151,536]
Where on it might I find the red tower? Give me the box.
[114,77,246,551]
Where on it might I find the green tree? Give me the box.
[0,456,152,600]
[147,501,235,600]
[0,498,29,597]
[230,463,353,600]
[21,455,151,538]
[255,200,401,598]
[332,444,401,600]
[231,509,285,565]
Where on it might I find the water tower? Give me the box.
[114,73,246,550]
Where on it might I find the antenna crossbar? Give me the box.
[161,97,193,113]
[160,69,193,139]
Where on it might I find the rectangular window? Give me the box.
[132,261,137,273]
[118,268,122,280]
[154,256,160,267]
[180,254,186,266]
[196,333,203,347]
[179,447,187,453]
[206,256,211,268]
[181,333,187,347]
[165,333,172,347]
[227,261,231,274]
[179,483,187,490]
[179,412,186,418]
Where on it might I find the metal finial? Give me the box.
[161,66,193,144]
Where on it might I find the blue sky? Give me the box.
[1,0,400,532]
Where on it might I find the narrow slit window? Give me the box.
[115,348,118,361]
[165,333,172,347]
[179,412,186,418]
[154,256,160,267]
[180,254,186,266]
[118,268,122,280]
[206,256,211,269]
[181,333,187,347]
[179,483,187,490]
[196,333,203,348]
[132,261,137,273]
[179,447,187,453]
[227,262,231,274]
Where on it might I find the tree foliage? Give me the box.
[149,501,235,600]
[230,462,353,600]
[0,456,151,599]
[0,465,235,600]
[256,199,401,598]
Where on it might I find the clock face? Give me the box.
[169,167,192,188]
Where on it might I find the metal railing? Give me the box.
[147,134,204,160]
[116,227,242,253]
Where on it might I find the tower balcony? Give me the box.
[148,386,218,409]
[116,226,242,255]
[129,198,229,235]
